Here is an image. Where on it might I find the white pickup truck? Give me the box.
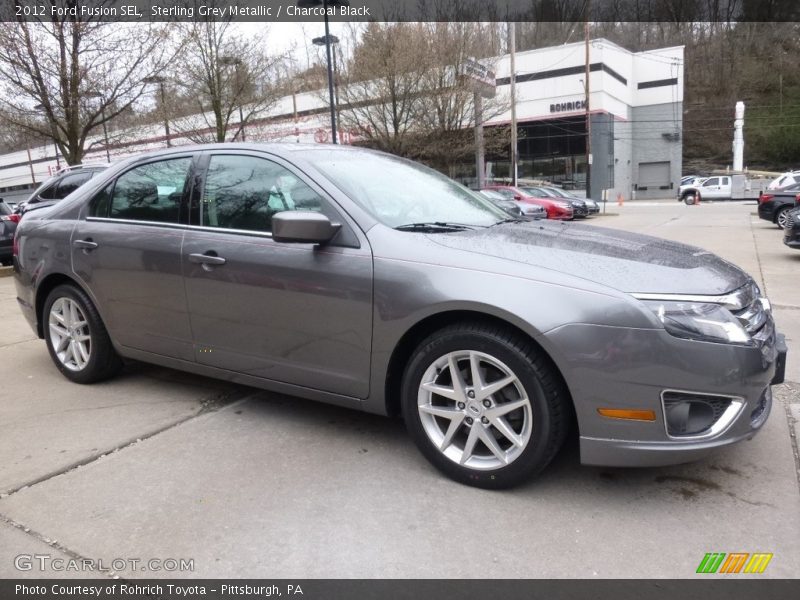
[679,173,770,204]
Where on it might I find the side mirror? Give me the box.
[272,211,341,244]
[514,194,522,201]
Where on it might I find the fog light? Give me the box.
[662,391,743,438]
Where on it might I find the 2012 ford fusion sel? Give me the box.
[13,144,787,488]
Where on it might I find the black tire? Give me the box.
[42,284,122,384]
[683,192,696,205]
[776,206,791,229]
[401,322,570,489]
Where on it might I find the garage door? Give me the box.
[638,161,670,189]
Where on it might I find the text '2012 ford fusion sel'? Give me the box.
[12,144,787,488]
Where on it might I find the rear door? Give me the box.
[71,155,196,361]
[181,150,373,398]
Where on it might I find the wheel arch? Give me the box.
[383,309,575,422]
[34,272,88,339]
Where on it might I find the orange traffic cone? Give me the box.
[617,192,624,206]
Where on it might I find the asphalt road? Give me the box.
[0,201,798,579]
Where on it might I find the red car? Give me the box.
[483,185,574,220]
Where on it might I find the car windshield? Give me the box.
[521,186,553,197]
[308,150,506,228]
[544,187,570,198]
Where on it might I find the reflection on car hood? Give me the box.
[429,220,749,295]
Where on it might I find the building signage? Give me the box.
[460,58,496,99]
[550,99,587,113]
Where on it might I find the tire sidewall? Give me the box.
[43,284,106,384]
[401,329,558,489]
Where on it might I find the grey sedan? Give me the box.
[12,144,786,488]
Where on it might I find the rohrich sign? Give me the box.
[550,99,587,113]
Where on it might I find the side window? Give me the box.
[201,155,324,232]
[55,172,92,198]
[107,158,191,223]
[36,182,59,200]
[721,177,729,186]
[703,177,719,187]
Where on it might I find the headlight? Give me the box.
[641,300,752,346]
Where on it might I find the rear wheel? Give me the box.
[43,284,122,384]
[401,322,570,489]
[776,206,791,229]
[683,192,698,205]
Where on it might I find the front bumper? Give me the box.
[784,228,800,249]
[543,318,786,468]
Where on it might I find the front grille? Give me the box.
[728,282,769,336]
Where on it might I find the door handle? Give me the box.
[73,239,98,250]
[188,252,226,266]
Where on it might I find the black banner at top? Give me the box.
[1,0,799,22]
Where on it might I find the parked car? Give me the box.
[767,170,800,190]
[540,186,600,215]
[783,206,800,250]
[520,186,589,218]
[14,164,108,218]
[483,184,574,220]
[0,199,19,266]
[13,144,786,489]
[478,189,545,220]
[757,182,800,229]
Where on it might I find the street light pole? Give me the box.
[322,0,337,144]
[584,2,592,200]
[508,22,518,186]
[300,0,349,144]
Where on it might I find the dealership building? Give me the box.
[486,38,685,201]
[0,38,683,203]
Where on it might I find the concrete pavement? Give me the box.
[0,201,798,579]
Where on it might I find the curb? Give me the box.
[0,266,13,278]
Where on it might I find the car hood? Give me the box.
[428,221,749,295]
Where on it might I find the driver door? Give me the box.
[181,151,374,399]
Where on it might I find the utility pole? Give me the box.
[508,22,517,186]
[584,3,592,200]
[474,92,485,189]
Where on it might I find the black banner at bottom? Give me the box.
[1,580,799,600]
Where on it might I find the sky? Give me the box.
[237,22,356,70]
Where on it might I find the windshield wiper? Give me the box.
[394,222,476,232]
[492,218,526,226]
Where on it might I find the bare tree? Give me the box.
[0,3,177,164]
[408,23,508,174]
[172,20,289,143]
[337,22,430,154]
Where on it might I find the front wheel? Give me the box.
[776,206,791,229]
[401,323,570,489]
[43,284,122,384]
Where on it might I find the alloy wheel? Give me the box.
[48,297,92,371]
[777,208,790,229]
[417,350,533,470]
